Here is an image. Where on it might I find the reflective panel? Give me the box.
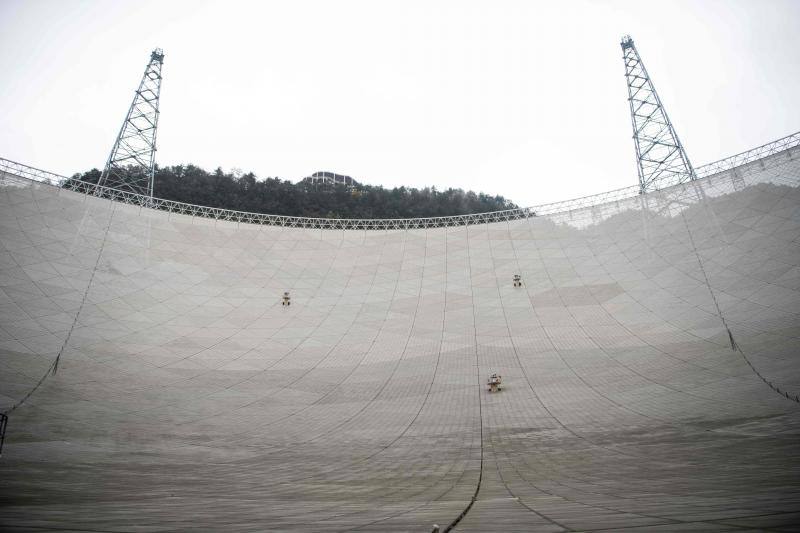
[1,145,799,530]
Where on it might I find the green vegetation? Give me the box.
[68,165,518,219]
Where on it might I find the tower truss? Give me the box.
[621,36,695,193]
[97,49,164,197]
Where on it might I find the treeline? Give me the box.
[68,165,518,219]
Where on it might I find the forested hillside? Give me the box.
[68,166,518,218]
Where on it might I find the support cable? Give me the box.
[2,206,116,417]
[679,209,799,404]
[442,225,486,533]
[441,385,484,533]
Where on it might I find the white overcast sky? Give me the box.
[1,0,798,207]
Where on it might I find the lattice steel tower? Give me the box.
[621,36,695,193]
[97,48,164,197]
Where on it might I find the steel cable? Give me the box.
[680,208,800,404]
[2,204,116,416]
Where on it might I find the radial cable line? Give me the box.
[3,204,116,416]
[442,370,485,533]
[680,210,799,404]
[442,228,486,533]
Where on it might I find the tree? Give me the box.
[66,165,519,219]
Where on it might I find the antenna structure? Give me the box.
[621,36,695,193]
[97,49,164,198]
